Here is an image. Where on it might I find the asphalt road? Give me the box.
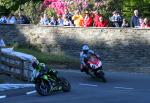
[1,70,150,103]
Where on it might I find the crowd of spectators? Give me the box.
[0,12,29,24]
[0,9,149,28]
[38,9,150,28]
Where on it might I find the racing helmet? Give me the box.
[82,44,89,51]
[82,44,90,54]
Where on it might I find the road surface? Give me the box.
[0,70,150,103]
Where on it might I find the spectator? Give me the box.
[39,13,49,25]
[17,12,30,24]
[116,11,123,27]
[57,15,64,26]
[17,12,25,24]
[63,9,74,25]
[72,10,84,27]
[7,14,17,24]
[110,11,123,27]
[49,16,57,26]
[83,11,93,27]
[141,18,150,28]
[93,10,102,27]
[139,17,144,26]
[0,15,7,24]
[130,10,140,27]
[63,17,73,26]
[121,18,129,27]
[97,16,109,27]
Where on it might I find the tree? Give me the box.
[122,0,150,20]
[0,0,42,15]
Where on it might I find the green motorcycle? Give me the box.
[32,62,71,96]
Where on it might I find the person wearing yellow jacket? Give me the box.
[72,10,84,27]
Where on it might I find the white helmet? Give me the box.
[82,44,89,51]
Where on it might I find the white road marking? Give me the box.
[79,83,98,87]
[26,90,36,95]
[0,84,35,91]
[57,69,81,74]
[114,87,134,90]
[0,84,35,87]
[0,95,6,99]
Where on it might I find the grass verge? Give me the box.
[15,47,79,68]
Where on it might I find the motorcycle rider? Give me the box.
[80,44,100,73]
[32,58,58,79]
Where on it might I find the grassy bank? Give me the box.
[15,47,79,68]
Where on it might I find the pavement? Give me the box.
[0,69,150,103]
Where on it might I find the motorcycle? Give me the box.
[32,63,71,96]
[85,55,106,82]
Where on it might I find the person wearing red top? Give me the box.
[83,12,93,27]
[141,18,150,28]
[97,16,109,27]
[93,11,102,27]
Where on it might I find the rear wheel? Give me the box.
[59,77,71,92]
[35,79,51,96]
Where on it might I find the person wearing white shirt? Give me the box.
[39,13,49,25]
[63,17,73,26]
[7,14,17,24]
[0,15,7,24]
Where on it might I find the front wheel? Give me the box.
[59,77,71,92]
[100,75,107,83]
[35,79,51,96]
[96,71,107,83]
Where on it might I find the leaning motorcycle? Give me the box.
[32,63,71,96]
[85,55,107,82]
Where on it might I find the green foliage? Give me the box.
[0,0,149,23]
[44,8,56,18]
[0,0,43,23]
[122,0,150,20]
[95,0,150,20]
[0,6,9,15]
[0,0,18,9]
[22,1,42,24]
[14,0,43,24]
[0,0,29,14]
[94,0,123,19]
[0,0,17,15]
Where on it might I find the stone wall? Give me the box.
[0,24,150,73]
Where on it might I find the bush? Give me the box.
[44,8,56,18]
[15,1,43,24]
[122,0,150,20]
